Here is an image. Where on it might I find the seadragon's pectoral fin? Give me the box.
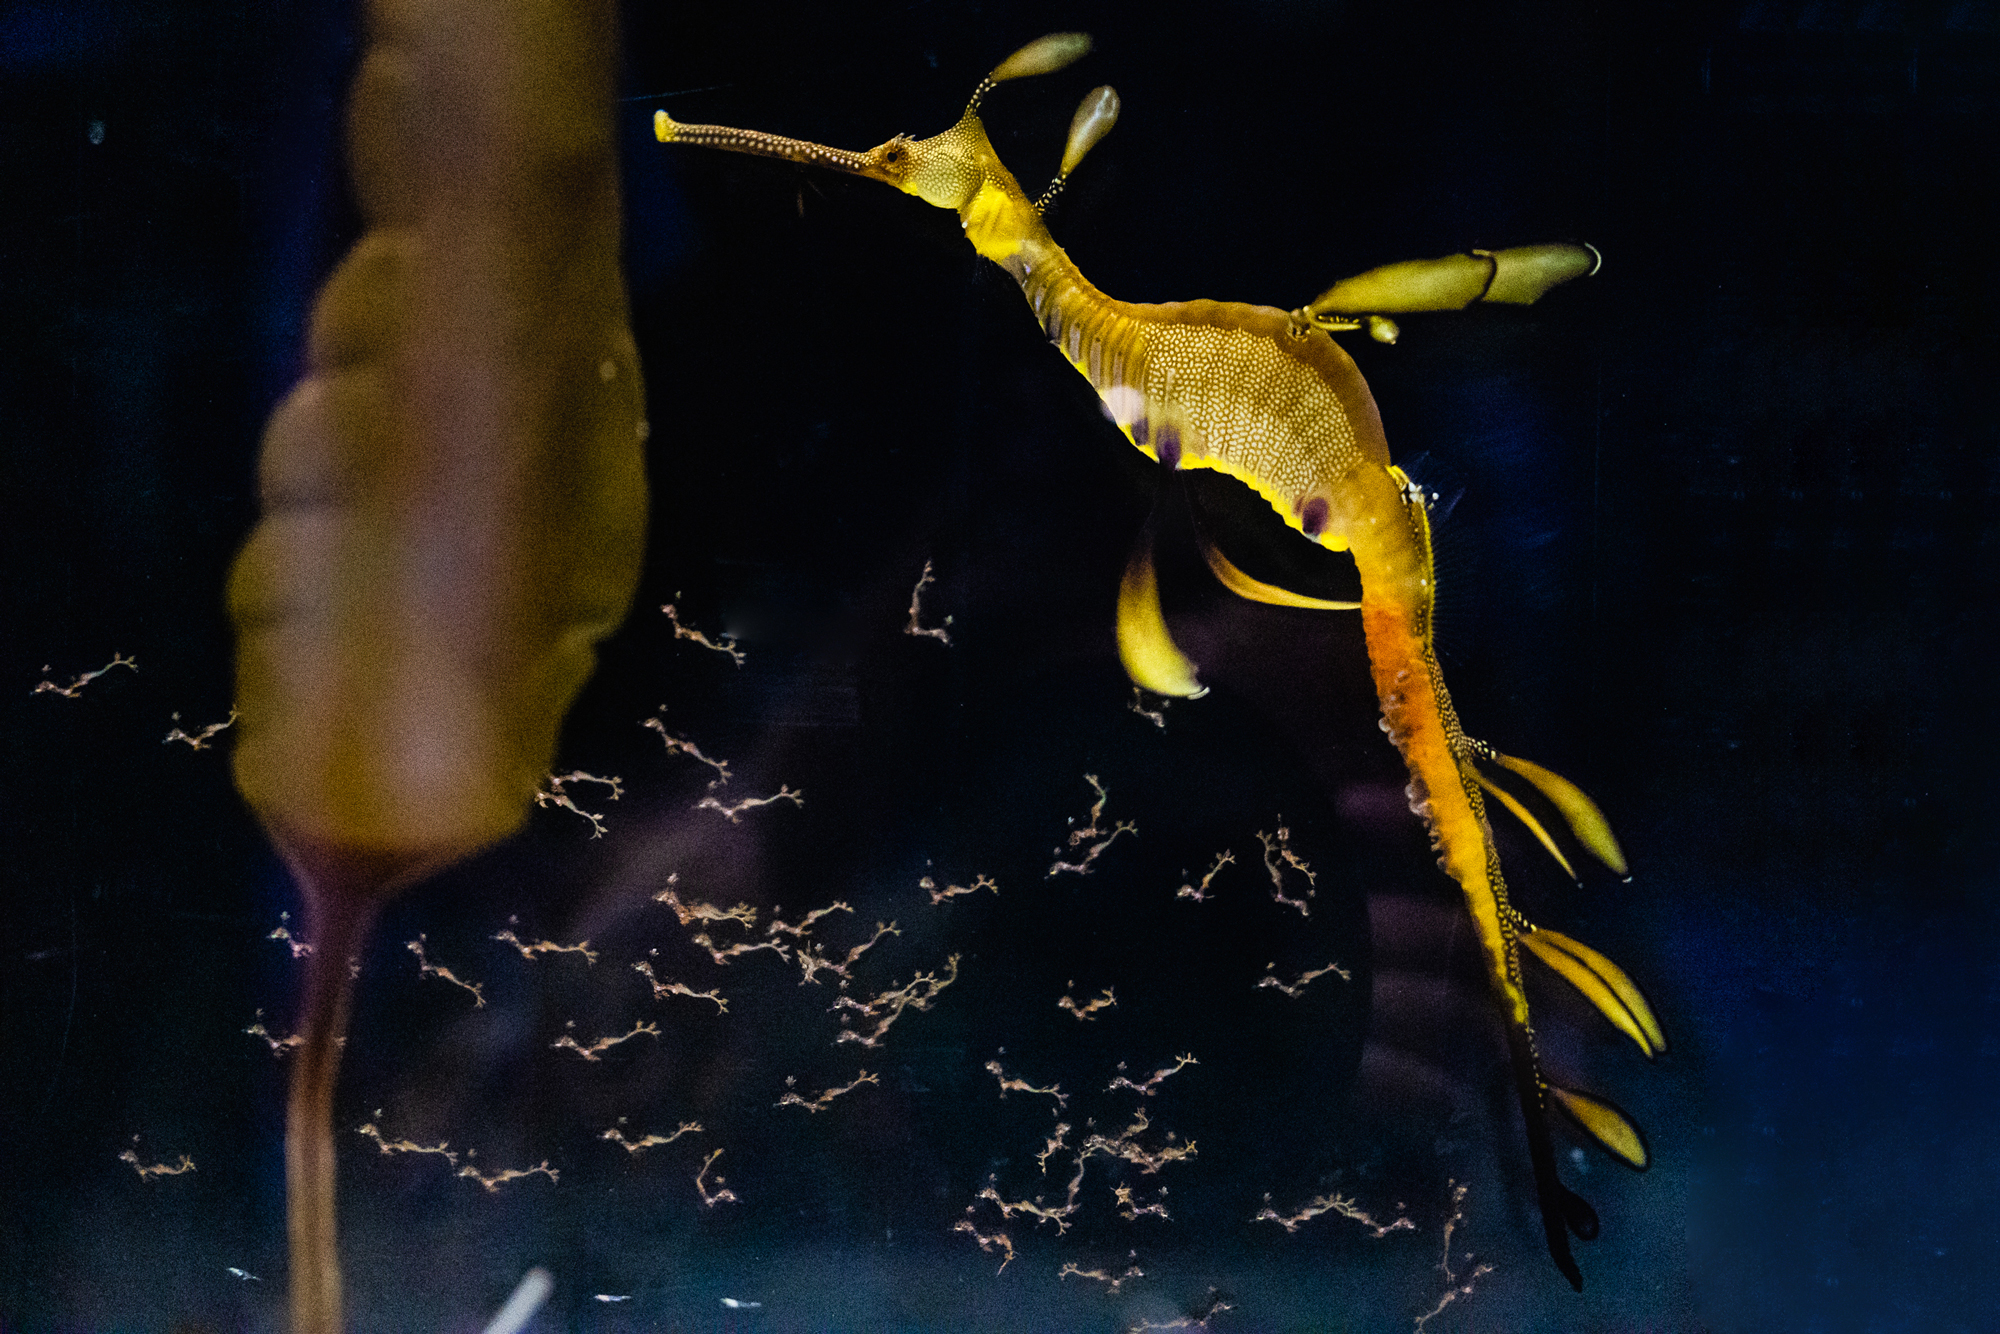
[1116,533,1205,698]
[1521,926,1667,1059]
[1197,535,1361,611]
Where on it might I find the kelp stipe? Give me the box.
[657,33,1658,1290]
[228,0,648,1327]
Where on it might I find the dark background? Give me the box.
[3,1,1996,1330]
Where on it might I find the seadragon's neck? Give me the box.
[1001,239,1157,454]
[939,115,1140,391]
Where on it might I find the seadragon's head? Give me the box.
[654,33,1120,263]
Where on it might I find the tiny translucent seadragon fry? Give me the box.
[1059,1257,1145,1295]
[1057,983,1117,1021]
[1255,823,1317,917]
[656,31,1660,1289]
[551,1019,661,1062]
[642,708,732,787]
[1047,774,1136,877]
[1127,1288,1235,1333]
[493,917,598,965]
[977,1174,1080,1234]
[794,919,898,985]
[1106,1052,1198,1097]
[164,709,237,750]
[268,912,313,959]
[661,599,745,665]
[32,653,137,698]
[694,1148,739,1207]
[776,1070,880,1113]
[1127,687,1168,729]
[356,1117,457,1167]
[985,1058,1068,1111]
[695,784,804,823]
[456,1157,559,1194]
[1415,1182,1495,1332]
[632,953,729,1012]
[766,900,854,939]
[952,1214,1017,1273]
[921,872,998,906]
[1076,1107,1196,1175]
[534,769,622,837]
[406,935,484,1007]
[1113,1183,1170,1222]
[1176,850,1234,902]
[904,560,953,644]
[600,1118,702,1154]
[1255,960,1352,998]
[652,873,759,931]
[1253,1188,1415,1239]
[119,1138,195,1181]
[245,1009,306,1057]
[834,955,959,1046]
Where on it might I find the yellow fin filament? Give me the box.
[1522,927,1667,1058]
[1481,244,1601,304]
[988,32,1093,82]
[1199,538,1360,611]
[1116,541,1204,698]
[1059,86,1120,177]
[1304,244,1598,323]
[1550,1086,1649,1170]
[1475,770,1577,880]
[1485,750,1628,875]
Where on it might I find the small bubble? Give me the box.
[87,120,105,145]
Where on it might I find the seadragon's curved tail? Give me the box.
[1345,462,1659,1288]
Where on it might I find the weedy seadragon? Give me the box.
[655,33,1662,1289]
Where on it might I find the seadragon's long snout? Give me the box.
[654,110,889,179]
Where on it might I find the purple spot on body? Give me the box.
[1157,424,1182,469]
[1301,496,1329,536]
[1132,417,1150,446]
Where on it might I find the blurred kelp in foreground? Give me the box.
[224,0,647,1327]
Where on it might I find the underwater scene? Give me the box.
[3,1,1995,1331]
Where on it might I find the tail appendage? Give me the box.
[1353,481,1658,1289]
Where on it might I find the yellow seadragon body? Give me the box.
[657,32,1659,1290]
